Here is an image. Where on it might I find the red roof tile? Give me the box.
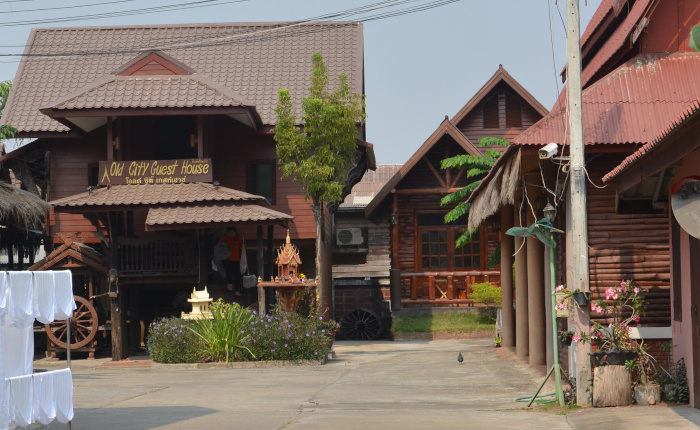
[603,100,700,182]
[514,52,700,146]
[146,202,293,230]
[3,22,363,134]
[50,182,265,209]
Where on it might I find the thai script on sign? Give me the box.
[98,159,213,185]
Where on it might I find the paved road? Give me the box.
[32,339,700,429]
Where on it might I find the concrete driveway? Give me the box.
[32,338,700,429]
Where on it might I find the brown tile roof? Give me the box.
[145,202,293,231]
[603,100,700,183]
[340,164,402,208]
[50,182,265,209]
[3,22,363,134]
[43,75,253,111]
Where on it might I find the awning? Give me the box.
[49,182,294,229]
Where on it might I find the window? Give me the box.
[248,161,275,203]
[505,94,522,128]
[417,212,483,271]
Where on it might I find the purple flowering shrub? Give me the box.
[147,317,202,363]
[238,310,338,361]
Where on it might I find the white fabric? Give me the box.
[53,270,75,320]
[0,273,8,319]
[0,318,33,379]
[53,369,73,423]
[32,371,56,425]
[7,374,32,428]
[0,379,9,430]
[32,272,55,325]
[7,272,33,328]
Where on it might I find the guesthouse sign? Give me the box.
[98,158,213,185]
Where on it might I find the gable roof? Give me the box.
[340,164,402,208]
[364,117,481,219]
[451,65,548,126]
[2,21,364,135]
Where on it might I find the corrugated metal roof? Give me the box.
[3,22,363,134]
[580,0,614,47]
[340,164,402,208]
[603,100,700,182]
[514,52,700,146]
[146,202,293,228]
[50,182,265,208]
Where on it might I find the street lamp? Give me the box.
[544,202,556,224]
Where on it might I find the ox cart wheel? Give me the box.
[339,308,383,340]
[45,295,98,349]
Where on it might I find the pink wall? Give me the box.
[670,148,700,405]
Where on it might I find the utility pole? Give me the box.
[566,0,592,405]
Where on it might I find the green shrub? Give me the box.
[147,317,202,363]
[189,299,255,363]
[468,282,502,307]
[237,310,338,361]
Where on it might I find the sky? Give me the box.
[0,0,601,164]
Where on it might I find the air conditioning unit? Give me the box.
[336,228,364,246]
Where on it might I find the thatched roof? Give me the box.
[0,181,50,230]
[467,149,521,232]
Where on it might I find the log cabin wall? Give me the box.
[586,155,670,326]
[332,211,391,280]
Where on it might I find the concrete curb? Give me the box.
[151,356,327,370]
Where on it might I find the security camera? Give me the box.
[539,142,559,160]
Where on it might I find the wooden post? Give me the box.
[108,212,125,361]
[391,193,399,268]
[514,201,529,357]
[500,205,515,348]
[527,201,546,366]
[592,366,632,407]
[257,225,265,315]
[567,0,592,405]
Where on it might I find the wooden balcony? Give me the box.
[400,270,500,306]
[117,234,198,282]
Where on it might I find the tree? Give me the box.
[440,137,509,256]
[273,52,366,311]
[0,80,17,141]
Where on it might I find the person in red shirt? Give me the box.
[219,227,243,295]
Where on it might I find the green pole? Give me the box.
[550,234,564,406]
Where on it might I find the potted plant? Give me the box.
[627,344,662,405]
[554,285,590,315]
[655,343,690,404]
[558,330,574,346]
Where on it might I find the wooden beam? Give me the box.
[450,167,466,188]
[423,158,447,188]
[395,188,463,195]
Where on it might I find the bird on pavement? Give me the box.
[457,352,463,364]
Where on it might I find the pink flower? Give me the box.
[634,315,640,322]
[633,287,640,294]
[572,334,581,343]
[590,326,596,332]
[556,285,565,292]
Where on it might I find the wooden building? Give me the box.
[364,66,547,308]
[467,0,700,378]
[603,101,700,408]
[0,22,373,360]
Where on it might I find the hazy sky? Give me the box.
[0,0,601,164]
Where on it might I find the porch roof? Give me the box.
[145,202,294,231]
[50,182,266,211]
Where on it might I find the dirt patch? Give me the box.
[392,331,494,341]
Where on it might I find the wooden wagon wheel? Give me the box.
[339,308,383,340]
[45,295,98,349]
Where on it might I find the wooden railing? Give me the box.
[118,234,197,276]
[400,271,500,305]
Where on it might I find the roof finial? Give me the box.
[286,230,291,244]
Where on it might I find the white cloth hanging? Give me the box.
[7,272,33,328]
[32,371,56,425]
[0,316,33,380]
[32,272,55,325]
[0,273,8,319]
[52,270,75,320]
[7,374,33,428]
[53,369,73,423]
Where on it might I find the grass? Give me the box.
[392,311,496,334]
